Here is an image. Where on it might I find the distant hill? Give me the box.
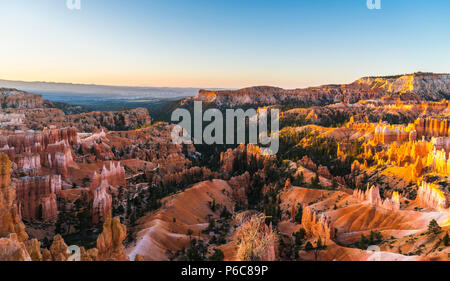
[192,72,450,107]
[0,79,200,99]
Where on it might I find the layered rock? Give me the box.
[0,113,24,128]
[91,180,112,225]
[353,185,401,211]
[301,206,335,244]
[228,172,251,205]
[193,73,450,107]
[96,216,128,261]
[0,233,31,261]
[0,154,28,242]
[55,108,151,133]
[90,162,125,224]
[416,181,448,211]
[14,175,61,222]
[0,128,79,177]
[91,162,126,190]
[426,148,450,175]
[0,88,44,109]
[414,118,450,138]
[220,144,274,174]
[374,124,415,144]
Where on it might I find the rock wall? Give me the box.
[90,162,126,190]
[91,180,112,225]
[90,162,125,224]
[374,124,415,144]
[58,108,151,133]
[0,233,31,261]
[14,175,61,222]
[353,185,400,211]
[427,148,450,175]
[96,216,128,261]
[414,118,450,138]
[0,128,79,177]
[193,73,450,107]
[220,144,274,174]
[0,154,28,242]
[228,172,251,205]
[0,89,44,109]
[301,206,335,244]
[416,181,448,211]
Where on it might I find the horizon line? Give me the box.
[1,71,448,92]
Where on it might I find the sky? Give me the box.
[0,0,449,89]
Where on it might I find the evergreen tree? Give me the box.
[428,219,442,235]
[443,232,449,246]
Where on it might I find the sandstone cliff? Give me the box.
[193,73,450,107]
[0,88,45,109]
[14,175,61,222]
[0,154,28,242]
[97,216,128,261]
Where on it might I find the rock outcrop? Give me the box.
[301,206,335,244]
[193,73,450,107]
[0,89,44,109]
[427,148,450,175]
[0,128,79,177]
[54,108,151,133]
[97,216,128,261]
[416,181,448,211]
[220,144,274,174]
[49,234,70,261]
[228,172,251,205]
[90,162,126,190]
[91,180,113,225]
[0,154,28,242]
[414,118,450,138]
[14,175,61,222]
[353,185,401,211]
[0,233,31,261]
[90,162,125,224]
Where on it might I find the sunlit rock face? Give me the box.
[0,89,45,109]
[0,128,79,177]
[228,172,251,205]
[427,148,450,175]
[0,233,31,261]
[416,182,448,211]
[374,124,414,144]
[90,162,126,190]
[414,118,450,138]
[97,216,128,261]
[0,154,28,243]
[220,144,274,175]
[92,180,112,225]
[14,175,61,222]
[301,206,335,244]
[353,186,400,211]
[194,73,450,107]
[90,162,125,224]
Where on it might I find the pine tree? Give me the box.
[428,219,442,235]
[443,232,449,246]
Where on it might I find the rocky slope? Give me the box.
[193,73,450,107]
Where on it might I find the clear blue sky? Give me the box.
[0,0,449,88]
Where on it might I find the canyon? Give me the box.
[0,73,449,261]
